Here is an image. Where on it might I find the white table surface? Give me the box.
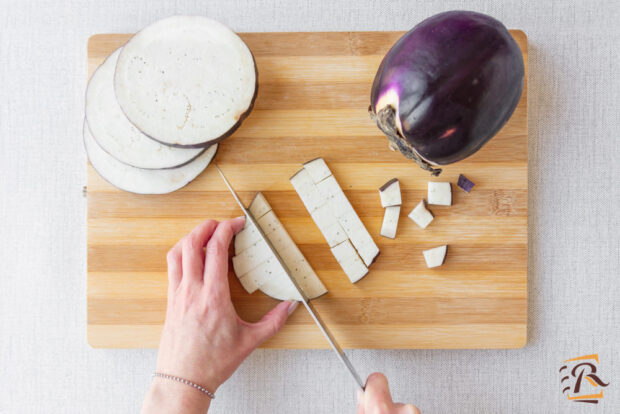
[1,0,618,412]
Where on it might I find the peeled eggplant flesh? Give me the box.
[85,48,203,169]
[114,16,257,148]
[408,200,434,229]
[379,178,402,207]
[427,182,452,206]
[380,206,400,239]
[83,121,217,194]
[423,245,448,268]
[232,193,327,300]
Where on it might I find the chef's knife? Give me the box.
[215,165,365,391]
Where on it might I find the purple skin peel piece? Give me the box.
[457,174,475,193]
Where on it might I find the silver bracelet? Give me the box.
[152,372,215,399]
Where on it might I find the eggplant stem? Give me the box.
[369,106,442,176]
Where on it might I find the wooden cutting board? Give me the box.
[87,30,527,349]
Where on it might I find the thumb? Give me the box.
[395,403,421,414]
[249,300,298,346]
[364,372,394,405]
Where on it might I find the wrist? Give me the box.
[155,360,223,396]
[142,377,212,414]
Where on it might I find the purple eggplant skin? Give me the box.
[370,11,524,175]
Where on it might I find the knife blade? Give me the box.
[215,164,365,391]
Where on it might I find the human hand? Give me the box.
[357,373,420,414]
[142,217,298,413]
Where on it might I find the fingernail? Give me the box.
[356,389,363,403]
[287,300,299,315]
[236,215,246,221]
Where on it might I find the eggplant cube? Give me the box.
[427,182,452,206]
[266,226,295,253]
[232,240,275,276]
[249,192,272,218]
[330,240,369,283]
[290,169,325,213]
[315,174,341,197]
[423,245,447,268]
[234,222,262,254]
[316,176,356,219]
[408,200,434,229]
[380,205,400,239]
[311,205,348,247]
[379,178,401,207]
[338,212,379,266]
[256,211,281,236]
[256,263,303,301]
[303,158,332,183]
[238,259,275,294]
[339,256,369,283]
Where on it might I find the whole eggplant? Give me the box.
[370,11,524,175]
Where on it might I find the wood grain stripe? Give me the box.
[251,79,526,113]
[87,323,527,349]
[87,190,527,219]
[89,270,526,299]
[231,109,527,139]
[88,216,526,246]
[87,163,528,192]
[88,244,526,273]
[88,297,526,325]
[212,132,528,163]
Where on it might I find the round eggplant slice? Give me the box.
[114,16,257,148]
[84,122,217,194]
[86,48,203,169]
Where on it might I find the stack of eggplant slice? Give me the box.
[84,16,257,194]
